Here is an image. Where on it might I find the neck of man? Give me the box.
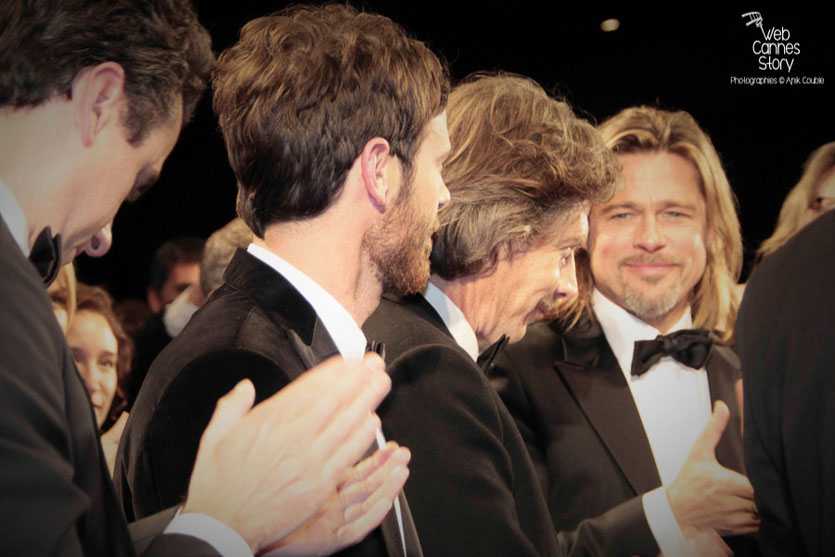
[594,285,691,334]
[0,104,74,249]
[430,273,499,345]
[641,306,688,334]
[260,214,383,328]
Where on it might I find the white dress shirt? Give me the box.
[592,287,712,556]
[0,178,31,256]
[423,281,480,362]
[0,178,251,556]
[248,244,367,359]
[162,284,200,338]
[247,243,407,556]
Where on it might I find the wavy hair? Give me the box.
[213,4,449,236]
[0,0,213,144]
[430,73,620,280]
[74,283,133,430]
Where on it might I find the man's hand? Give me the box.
[261,442,411,556]
[182,353,392,553]
[659,527,733,557]
[666,401,760,537]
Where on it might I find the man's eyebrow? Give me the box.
[598,202,639,214]
[126,171,160,203]
[559,235,586,250]
[657,200,698,211]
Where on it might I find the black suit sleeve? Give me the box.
[0,269,91,556]
[383,343,561,557]
[491,349,660,557]
[737,212,835,557]
[120,348,292,521]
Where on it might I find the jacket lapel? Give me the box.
[553,318,663,495]
[224,249,340,380]
[706,345,746,474]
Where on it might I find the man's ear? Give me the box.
[360,137,396,210]
[71,62,127,148]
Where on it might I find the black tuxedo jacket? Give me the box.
[737,210,835,557]
[491,315,755,556]
[126,313,173,410]
[0,217,216,556]
[115,249,419,557]
[364,293,675,557]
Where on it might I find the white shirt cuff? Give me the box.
[643,487,688,556]
[165,511,253,557]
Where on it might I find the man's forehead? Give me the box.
[605,151,704,203]
[544,208,589,248]
[422,111,450,148]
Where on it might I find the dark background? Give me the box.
[77,1,835,300]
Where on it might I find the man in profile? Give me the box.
[364,73,630,556]
[118,4,451,556]
[493,106,759,556]
[0,1,396,555]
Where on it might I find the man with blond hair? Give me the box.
[493,106,759,556]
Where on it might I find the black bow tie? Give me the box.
[366,340,387,361]
[631,329,714,377]
[478,334,509,374]
[28,226,62,286]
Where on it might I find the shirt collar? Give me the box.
[162,284,200,338]
[0,177,30,256]
[247,243,367,361]
[423,281,480,362]
[592,287,692,379]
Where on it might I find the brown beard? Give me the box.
[363,196,437,296]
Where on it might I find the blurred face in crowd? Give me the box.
[67,310,119,427]
[475,209,588,344]
[157,261,200,307]
[366,112,452,295]
[588,151,709,332]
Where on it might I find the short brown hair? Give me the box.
[561,106,742,342]
[430,73,620,280]
[0,0,214,144]
[74,283,133,430]
[212,4,449,237]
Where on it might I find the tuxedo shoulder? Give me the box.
[364,294,452,361]
[713,343,740,366]
[497,320,570,369]
[134,287,295,415]
[172,286,289,365]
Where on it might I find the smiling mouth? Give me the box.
[625,262,677,272]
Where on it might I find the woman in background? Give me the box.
[66,283,133,475]
[756,141,835,262]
